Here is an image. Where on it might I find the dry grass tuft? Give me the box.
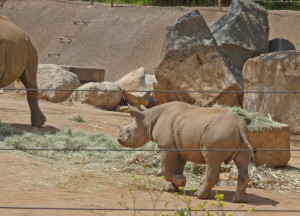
[69,114,86,123]
[123,153,300,192]
[1,122,298,192]
[213,104,287,132]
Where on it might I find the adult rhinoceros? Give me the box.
[118,101,255,203]
[0,16,46,127]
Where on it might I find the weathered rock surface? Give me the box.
[71,82,122,110]
[118,67,150,108]
[269,38,296,52]
[154,10,244,107]
[145,74,157,107]
[116,105,129,113]
[243,50,300,134]
[210,0,269,71]
[250,126,290,167]
[15,64,81,102]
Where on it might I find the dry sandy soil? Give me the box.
[0,93,299,216]
[0,0,300,215]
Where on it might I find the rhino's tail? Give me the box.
[239,123,256,166]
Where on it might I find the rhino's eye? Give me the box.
[126,128,130,133]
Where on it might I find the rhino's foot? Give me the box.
[31,112,47,127]
[165,183,180,192]
[232,193,247,203]
[173,175,186,187]
[194,189,210,199]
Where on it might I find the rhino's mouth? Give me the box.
[117,138,125,145]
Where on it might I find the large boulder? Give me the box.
[15,64,81,102]
[243,50,300,134]
[250,126,290,167]
[210,0,269,72]
[118,67,150,108]
[221,105,290,167]
[154,10,244,107]
[71,82,122,110]
[145,74,157,107]
[269,38,296,52]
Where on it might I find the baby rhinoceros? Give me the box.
[118,101,255,203]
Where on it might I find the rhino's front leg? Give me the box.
[160,151,186,191]
[194,163,221,199]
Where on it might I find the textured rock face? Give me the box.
[154,10,244,107]
[243,51,300,134]
[145,74,157,107]
[118,67,150,108]
[210,0,269,71]
[269,38,296,52]
[36,64,81,103]
[71,82,122,110]
[250,126,290,167]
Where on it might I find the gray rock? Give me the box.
[210,0,269,71]
[118,67,150,108]
[71,81,122,110]
[154,10,243,107]
[269,38,296,52]
[37,64,81,103]
[145,74,157,107]
[243,50,300,135]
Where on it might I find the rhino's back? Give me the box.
[0,16,35,87]
[150,101,242,149]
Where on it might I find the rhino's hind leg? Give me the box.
[19,71,46,127]
[160,152,187,191]
[232,151,251,203]
[194,163,221,199]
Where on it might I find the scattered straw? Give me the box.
[0,122,298,192]
[213,104,287,132]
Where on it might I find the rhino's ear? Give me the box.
[128,104,145,118]
[118,124,125,130]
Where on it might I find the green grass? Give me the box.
[82,0,300,9]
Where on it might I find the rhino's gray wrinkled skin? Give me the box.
[118,101,254,203]
[0,16,46,127]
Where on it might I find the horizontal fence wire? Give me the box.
[0,206,300,212]
[253,0,299,2]
[1,87,299,213]
[0,148,298,151]
[2,88,300,93]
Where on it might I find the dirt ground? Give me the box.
[0,1,300,215]
[0,93,299,216]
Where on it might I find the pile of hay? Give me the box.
[0,122,155,168]
[213,104,287,131]
[0,121,298,192]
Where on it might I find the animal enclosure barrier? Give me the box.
[61,66,105,84]
[0,87,299,214]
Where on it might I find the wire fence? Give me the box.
[0,206,300,213]
[0,87,300,214]
[2,88,300,94]
[0,148,298,152]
